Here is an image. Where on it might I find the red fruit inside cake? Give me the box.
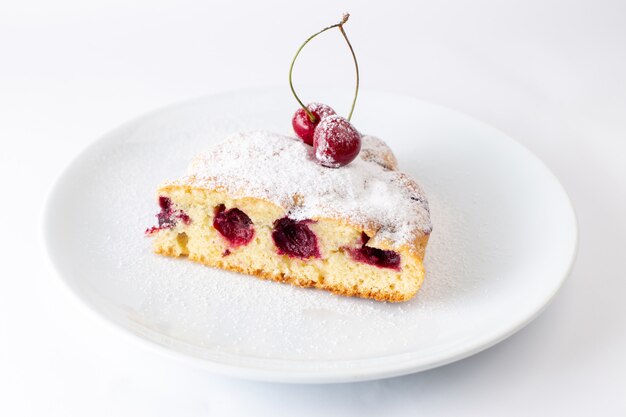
[272,217,320,259]
[145,196,190,235]
[213,205,255,247]
[347,233,401,270]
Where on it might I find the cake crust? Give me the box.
[156,245,425,302]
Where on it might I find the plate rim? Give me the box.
[41,88,579,383]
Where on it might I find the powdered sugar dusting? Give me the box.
[177,130,431,247]
[313,115,361,168]
[360,135,398,170]
[306,102,336,119]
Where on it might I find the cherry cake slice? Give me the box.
[146,130,431,302]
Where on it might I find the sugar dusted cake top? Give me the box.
[165,130,431,248]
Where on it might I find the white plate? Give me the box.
[43,89,577,383]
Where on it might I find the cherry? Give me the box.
[145,196,191,235]
[347,233,401,270]
[313,115,361,168]
[213,205,255,247]
[272,217,320,259]
[159,195,171,209]
[292,103,336,146]
[349,245,401,270]
[157,196,174,228]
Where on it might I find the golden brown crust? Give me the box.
[360,136,398,171]
[155,246,422,303]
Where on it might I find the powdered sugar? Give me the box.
[360,135,398,170]
[306,102,336,119]
[172,130,431,247]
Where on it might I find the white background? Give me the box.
[1,0,625,415]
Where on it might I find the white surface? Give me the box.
[43,90,577,382]
[1,0,624,414]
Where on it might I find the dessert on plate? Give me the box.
[146,14,432,302]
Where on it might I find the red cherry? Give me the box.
[213,205,255,247]
[291,103,336,146]
[313,115,361,168]
[272,217,320,259]
[347,233,401,270]
[308,102,336,119]
[145,196,191,235]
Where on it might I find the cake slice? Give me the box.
[146,130,431,302]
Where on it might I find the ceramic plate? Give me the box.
[43,89,577,383]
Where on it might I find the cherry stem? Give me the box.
[288,13,360,122]
[339,23,359,121]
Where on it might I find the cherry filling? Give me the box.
[348,233,401,270]
[272,217,320,259]
[145,196,191,235]
[213,205,255,247]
